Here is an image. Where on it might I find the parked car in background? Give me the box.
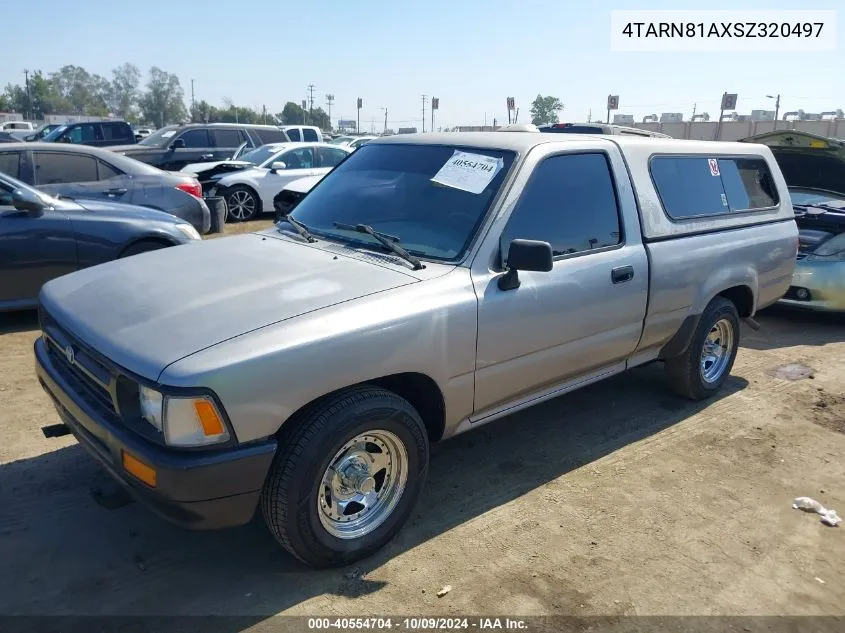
[24,123,62,142]
[110,123,292,172]
[0,143,211,233]
[41,120,136,147]
[328,135,355,145]
[740,130,845,312]
[1,121,36,140]
[0,132,17,144]
[33,133,796,567]
[207,142,352,221]
[272,174,323,221]
[279,125,323,142]
[133,127,154,142]
[0,171,200,312]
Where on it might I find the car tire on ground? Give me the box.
[666,296,740,400]
[120,240,169,258]
[261,385,430,568]
[224,185,260,222]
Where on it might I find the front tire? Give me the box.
[666,296,740,400]
[224,185,260,222]
[261,386,429,568]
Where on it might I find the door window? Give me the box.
[286,128,302,142]
[0,152,21,179]
[317,147,349,167]
[650,156,779,219]
[97,160,123,180]
[102,123,131,142]
[279,147,314,169]
[210,129,244,148]
[302,128,318,141]
[253,128,288,144]
[34,152,98,184]
[176,129,211,148]
[502,152,622,262]
[65,124,101,144]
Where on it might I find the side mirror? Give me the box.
[12,188,46,217]
[59,136,72,143]
[169,138,186,150]
[24,134,35,142]
[498,239,553,291]
[270,161,286,172]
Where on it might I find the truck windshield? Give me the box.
[42,125,69,142]
[289,143,515,262]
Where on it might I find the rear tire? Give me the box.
[261,386,429,568]
[120,240,168,258]
[666,297,740,400]
[224,185,260,222]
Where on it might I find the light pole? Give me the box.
[766,94,781,130]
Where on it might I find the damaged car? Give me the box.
[741,130,845,312]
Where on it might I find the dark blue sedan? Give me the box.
[0,171,201,312]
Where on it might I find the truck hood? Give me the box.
[38,233,419,381]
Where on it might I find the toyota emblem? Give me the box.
[65,345,75,366]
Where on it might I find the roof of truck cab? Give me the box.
[369,132,770,155]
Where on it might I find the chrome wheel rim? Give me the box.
[227,190,255,221]
[317,430,408,540]
[700,318,734,383]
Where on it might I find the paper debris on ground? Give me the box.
[436,585,452,597]
[792,496,841,527]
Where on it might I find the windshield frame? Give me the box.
[788,186,845,206]
[287,142,519,266]
[42,124,70,142]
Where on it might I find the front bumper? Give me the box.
[778,259,845,312]
[34,337,277,530]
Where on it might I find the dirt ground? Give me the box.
[1,220,843,621]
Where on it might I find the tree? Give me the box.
[3,71,68,119]
[139,67,187,127]
[49,65,109,115]
[281,101,306,125]
[110,63,141,120]
[309,107,330,130]
[530,94,563,126]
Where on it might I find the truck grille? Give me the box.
[39,308,117,416]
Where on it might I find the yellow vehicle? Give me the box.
[741,131,845,312]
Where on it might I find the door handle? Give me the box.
[104,188,127,195]
[611,265,634,284]
[201,153,214,160]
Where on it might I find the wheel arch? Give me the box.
[119,236,178,257]
[659,284,753,359]
[278,372,446,443]
[219,181,263,214]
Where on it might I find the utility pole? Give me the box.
[587,108,591,123]
[23,69,31,120]
[326,94,334,130]
[421,94,427,132]
[381,107,388,134]
[767,94,781,130]
[191,79,196,120]
[307,84,315,117]
[262,104,266,125]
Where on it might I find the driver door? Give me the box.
[257,147,318,208]
[0,183,78,308]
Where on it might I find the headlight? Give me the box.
[175,223,202,241]
[808,233,845,262]
[139,386,230,447]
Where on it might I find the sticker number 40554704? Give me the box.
[431,150,504,194]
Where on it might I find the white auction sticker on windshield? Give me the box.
[431,150,504,194]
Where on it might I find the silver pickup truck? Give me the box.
[34,132,798,568]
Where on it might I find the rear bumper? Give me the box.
[34,337,277,529]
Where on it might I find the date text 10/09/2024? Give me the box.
[621,22,825,38]
[307,618,529,630]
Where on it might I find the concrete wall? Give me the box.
[633,119,845,141]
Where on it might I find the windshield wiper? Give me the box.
[279,214,317,242]
[332,222,423,270]
[793,202,845,213]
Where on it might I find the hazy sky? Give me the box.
[3,0,842,129]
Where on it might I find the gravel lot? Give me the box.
[1,220,843,622]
